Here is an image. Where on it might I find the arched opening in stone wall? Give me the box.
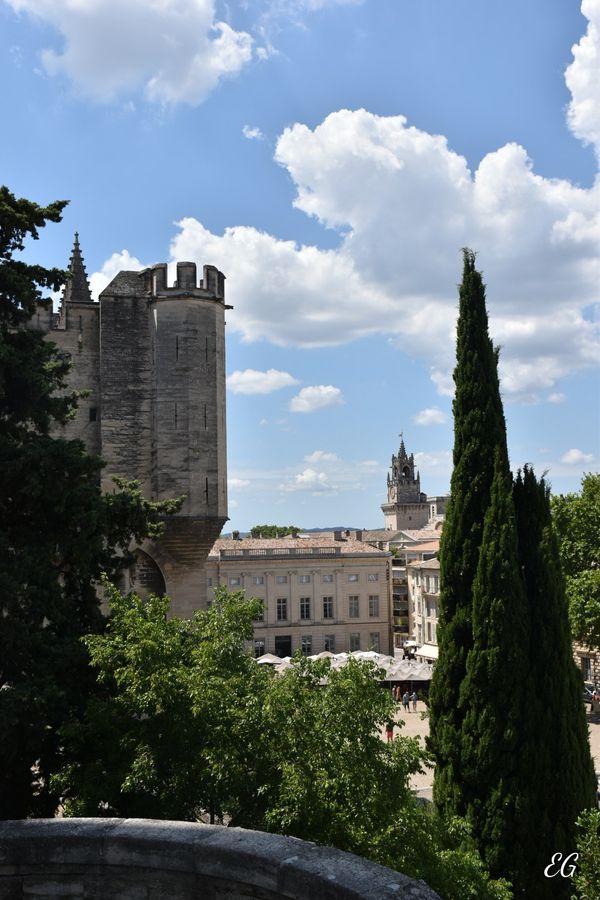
[129,549,166,598]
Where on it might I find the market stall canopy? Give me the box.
[255,653,283,665]
[416,643,439,661]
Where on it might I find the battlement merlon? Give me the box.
[99,263,232,307]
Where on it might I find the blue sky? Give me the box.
[2,0,599,531]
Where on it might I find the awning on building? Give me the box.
[416,643,439,660]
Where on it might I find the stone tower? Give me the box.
[33,236,229,616]
[381,434,429,530]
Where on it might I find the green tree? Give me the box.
[428,249,509,817]
[427,251,595,896]
[0,187,180,818]
[249,524,301,538]
[551,473,600,650]
[571,809,600,900]
[55,584,268,822]
[457,455,535,893]
[510,466,596,898]
[57,583,511,900]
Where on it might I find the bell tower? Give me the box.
[381,433,429,530]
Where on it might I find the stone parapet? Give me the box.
[0,818,440,900]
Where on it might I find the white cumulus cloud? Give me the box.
[414,407,447,426]
[565,0,600,156]
[6,0,254,105]
[227,368,299,394]
[304,450,339,463]
[561,448,594,465]
[289,385,344,413]
[547,392,566,404]
[167,103,599,402]
[242,125,265,140]
[280,467,331,492]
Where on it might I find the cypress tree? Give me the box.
[458,452,533,893]
[428,249,509,815]
[511,465,596,898]
[428,249,596,896]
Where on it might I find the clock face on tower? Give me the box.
[389,485,397,501]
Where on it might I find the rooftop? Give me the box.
[407,557,440,570]
[209,536,389,560]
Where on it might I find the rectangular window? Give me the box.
[348,574,359,583]
[324,634,336,652]
[433,576,439,593]
[301,635,312,656]
[300,597,311,620]
[369,632,380,652]
[323,596,333,619]
[253,575,265,585]
[582,657,593,681]
[254,639,265,658]
[349,595,360,618]
[322,573,334,583]
[254,602,264,622]
[89,407,97,422]
[298,574,311,584]
[368,595,380,617]
[276,598,288,621]
[367,573,378,582]
[276,575,288,584]
[229,576,241,587]
[350,633,360,652]
[207,577,213,587]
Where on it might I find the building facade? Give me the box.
[407,557,440,662]
[207,535,392,657]
[32,236,229,615]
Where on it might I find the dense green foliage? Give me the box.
[428,251,596,897]
[249,524,301,538]
[56,584,511,900]
[551,473,600,650]
[428,249,509,816]
[571,809,600,900]
[513,466,596,898]
[0,187,180,818]
[458,454,533,890]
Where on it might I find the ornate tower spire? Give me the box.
[62,232,92,303]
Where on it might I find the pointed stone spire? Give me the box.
[62,232,92,303]
[399,431,407,461]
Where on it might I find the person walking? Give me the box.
[402,691,410,712]
[385,721,394,742]
[410,690,417,712]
